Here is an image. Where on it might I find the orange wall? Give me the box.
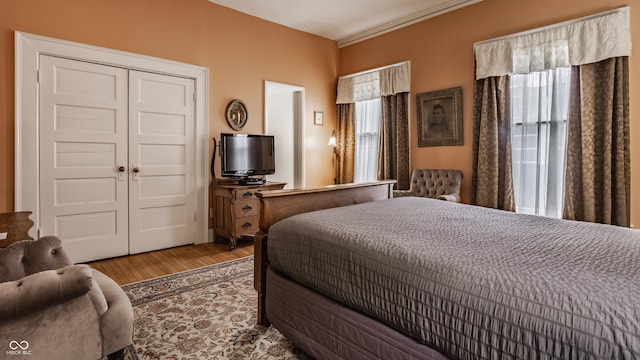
[3,0,638,226]
[339,0,640,227]
[0,0,338,212]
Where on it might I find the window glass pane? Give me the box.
[354,98,381,183]
[510,67,570,218]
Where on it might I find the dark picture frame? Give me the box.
[416,86,463,147]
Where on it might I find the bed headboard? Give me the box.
[253,180,396,325]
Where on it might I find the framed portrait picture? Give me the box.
[314,111,324,125]
[416,87,463,147]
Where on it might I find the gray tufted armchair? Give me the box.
[393,169,463,202]
[0,236,133,360]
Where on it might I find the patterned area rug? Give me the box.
[121,256,311,359]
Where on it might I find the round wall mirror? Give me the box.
[225,99,248,131]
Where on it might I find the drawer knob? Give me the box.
[242,191,253,198]
[242,205,253,212]
[242,222,252,229]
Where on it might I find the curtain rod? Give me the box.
[473,6,629,47]
[339,60,410,80]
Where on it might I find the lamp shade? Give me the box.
[327,130,337,147]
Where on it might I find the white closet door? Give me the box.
[128,71,196,254]
[39,56,129,263]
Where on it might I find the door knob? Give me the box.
[133,167,140,173]
[117,164,126,181]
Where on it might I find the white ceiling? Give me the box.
[207,0,482,47]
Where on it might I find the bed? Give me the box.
[253,181,640,359]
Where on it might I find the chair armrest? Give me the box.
[0,264,107,321]
[436,194,460,202]
[393,190,416,198]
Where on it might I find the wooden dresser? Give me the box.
[210,181,286,250]
[0,211,34,247]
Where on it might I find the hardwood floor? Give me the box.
[88,239,254,285]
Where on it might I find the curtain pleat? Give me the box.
[563,57,630,226]
[378,93,410,190]
[336,103,355,184]
[472,76,515,211]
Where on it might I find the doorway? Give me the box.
[264,81,305,189]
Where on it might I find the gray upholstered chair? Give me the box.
[0,236,133,360]
[394,169,463,202]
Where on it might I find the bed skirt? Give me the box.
[265,266,449,360]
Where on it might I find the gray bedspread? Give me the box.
[267,197,640,359]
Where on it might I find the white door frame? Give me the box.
[15,31,209,244]
[264,80,305,188]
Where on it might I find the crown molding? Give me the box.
[338,0,482,48]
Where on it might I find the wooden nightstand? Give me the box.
[210,181,286,250]
[0,211,34,247]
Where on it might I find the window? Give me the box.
[510,67,570,218]
[354,98,382,183]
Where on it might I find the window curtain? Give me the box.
[473,7,631,216]
[336,62,410,185]
[471,75,515,211]
[474,8,631,80]
[336,103,355,184]
[354,98,382,183]
[511,68,570,218]
[379,93,410,190]
[563,57,630,226]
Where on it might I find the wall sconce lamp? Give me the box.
[327,130,337,150]
[328,130,337,184]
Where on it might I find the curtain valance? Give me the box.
[336,61,410,104]
[474,7,631,80]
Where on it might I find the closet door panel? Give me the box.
[128,71,196,254]
[39,55,129,263]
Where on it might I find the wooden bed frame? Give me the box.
[253,180,396,325]
[252,182,640,359]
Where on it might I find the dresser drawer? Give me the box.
[232,189,259,201]
[232,199,260,218]
[233,216,260,236]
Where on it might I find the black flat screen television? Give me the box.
[219,133,275,182]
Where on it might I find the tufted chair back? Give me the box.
[0,236,133,360]
[0,236,72,283]
[394,169,463,202]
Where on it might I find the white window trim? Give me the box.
[15,31,209,243]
